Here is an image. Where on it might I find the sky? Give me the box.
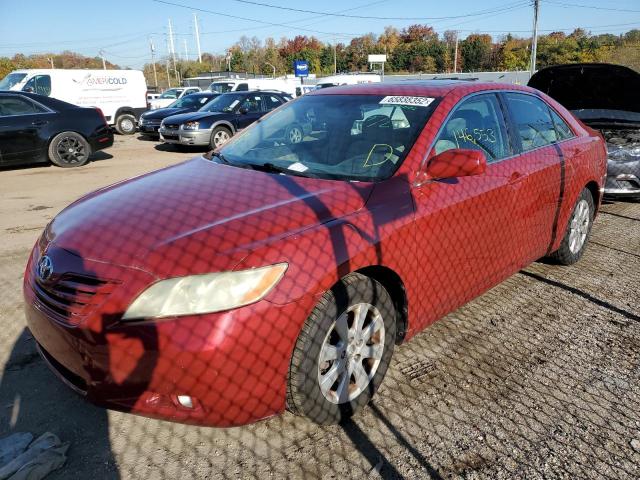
[0,0,639,68]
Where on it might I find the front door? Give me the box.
[410,92,519,329]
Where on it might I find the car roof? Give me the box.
[0,90,78,110]
[309,80,532,97]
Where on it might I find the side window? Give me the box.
[262,95,283,111]
[504,93,558,151]
[433,93,511,162]
[22,75,51,96]
[240,95,261,113]
[0,96,47,116]
[236,83,249,91]
[550,109,574,141]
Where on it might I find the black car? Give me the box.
[159,90,292,149]
[0,91,113,168]
[529,63,640,199]
[139,92,219,137]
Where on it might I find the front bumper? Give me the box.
[23,245,312,427]
[159,127,212,146]
[604,158,640,198]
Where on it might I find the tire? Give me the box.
[287,272,396,425]
[115,114,137,135]
[48,132,91,168]
[209,126,232,149]
[285,124,304,144]
[550,188,594,265]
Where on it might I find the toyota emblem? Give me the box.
[37,255,54,281]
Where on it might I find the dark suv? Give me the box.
[159,90,292,149]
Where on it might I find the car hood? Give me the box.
[46,158,373,277]
[528,63,640,123]
[162,111,228,125]
[142,107,192,119]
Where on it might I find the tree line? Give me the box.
[2,26,639,89]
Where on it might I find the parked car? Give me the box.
[159,90,291,148]
[315,73,381,89]
[208,77,300,97]
[0,91,113,167]
[529,63,640,199]
[148,87,201,110]
[0,69,147,135]
[24,81,606,427]
[139,92,219,137]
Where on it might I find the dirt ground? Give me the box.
[1,135,639,479]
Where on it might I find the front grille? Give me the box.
[142,119,161,126]
[164,124,179,130]
[32,272,117,326]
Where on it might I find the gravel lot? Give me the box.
[1,135,639,479]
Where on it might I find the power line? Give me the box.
[221,0,529,21]
[544,0,640,14]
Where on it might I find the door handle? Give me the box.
[32,120,48,126]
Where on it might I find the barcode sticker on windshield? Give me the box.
[380,96,435,107]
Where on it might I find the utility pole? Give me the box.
[193,13,202,63]
[453,32,458,74]
[530,0,540,74]
[183,39,188,62]
[168,19,177,70]
[166,60,171,88]
[47,57,54,68]
[333,38,337,74]
[265,62,275,78]
[99,49,106,70]
[149,37,158,87]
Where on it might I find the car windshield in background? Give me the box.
[169,95,212,108]
[159,88,183,99]
[218,94,438,182]
[210,82,235,93]
[0,73,27,90]
[199,93,245,113]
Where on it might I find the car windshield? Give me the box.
[159,88,183,99]
[218,94,438,182]
[209,82,235,93]
[0,73,27,90]
[199,93,245,113]
[169,95,213,108]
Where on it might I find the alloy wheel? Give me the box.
[56,136,87,165]
[568,198,590,254]
[317,303,385,404]
[213,130,230,147]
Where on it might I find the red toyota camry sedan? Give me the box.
[24,81,607,427]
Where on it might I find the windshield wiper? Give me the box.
[244,162,290,174]
[210,151,231,165]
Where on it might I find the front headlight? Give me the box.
[183,121,200,130]
[121,263,287,320]
[608,144,640,163]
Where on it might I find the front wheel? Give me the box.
[549,188,594,265]
[287,273,396,425]
[48,132,91,167]
[209,126,232,149]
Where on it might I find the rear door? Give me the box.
[500,92,567,265]
[0,95,52,164]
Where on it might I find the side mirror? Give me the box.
[238,107,248,115]
[425,149,487,180]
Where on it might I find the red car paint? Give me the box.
[24,81,607,427]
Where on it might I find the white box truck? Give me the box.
[208,77,301,97]
[0,69,148,134]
